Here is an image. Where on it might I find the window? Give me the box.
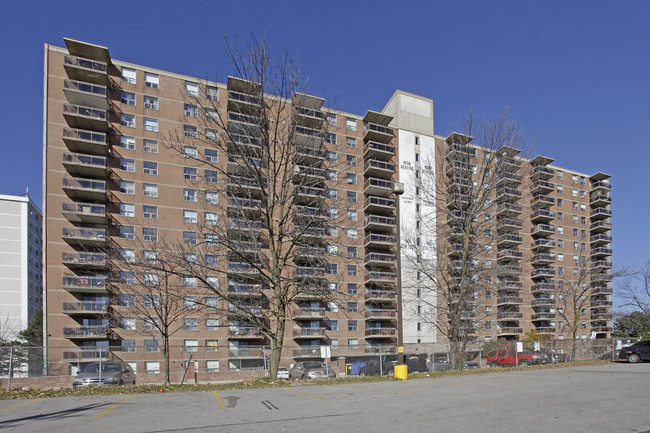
[326,170,338,181]
[143,205,158,219]
[558,266,564,276]
[121,293,135,306]
[120,317,136,330]
[184,339,199,352]
[347,209,357,221]
[326,151,337,162]
[205,212,218,225]
[145,362,160,374]
[143,272,158,286]
[347,283,357,294]
[120,203,135,217]
[347,228,358,239]
[346,118,356,130]
[326,226,338,237]
[143,250,158,264]
[185,81,199,96]
[184,231,197,245]
[120,135,135,150]
[205,128,218,142]
[184,210,198,223]
[346,136,357,148]
[325,133,336,144]
[348,320,358,331]
[327,320,338,331]
[206,255,218,268]
[557,212,563,221]
[327,264,338,275]
[328,282,338,294]
[557,226,564,235]
[145,340,159,352]
[580,203,586,212]
[558,239,564,248]
[557,170,563,180]
[184,188,198,202]
[557,198,563,207]
[184,145,198,159]
[348,339,359,350]
[120,114,135,128]
[143,227,158,242]
[120,158,135,172]
[120,248,135,263]
[327,301,338,312]
[572,174,579,184]
[184,296,198,309]
[346,173,356,184]
[573,241,579,250]
[143,183,158,197]
[326,113,337,126]
[327,244,338,255]
[206,319,219,331]
[557,185,563,193]
[347,191,357,203]
[119,226,135,240]
[121,340,136,353]
[144,95,158,110]
[206,86,218,101]
[346,154,357,166]
[558,253,564,262]
[347,246,358,258]
[205,170,218,183]
[205,191,219,204]
[143,118,158,132]
[573,228,579,236]
[327,208,338,219]
[121,67,137,84]
[184,318,198,331]
[184,104,198,117]
[206,360,220,372]
[184,167,198,180]
[144,317,159,331]
[328,189,337,199]
[144,72,159,88]
[144,139,158,153]
[205,149,218,162]
[185,254,198,266]
[120,180,135,195]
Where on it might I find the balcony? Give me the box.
[590,194,612,207]
[292,307,326,319]
[497,202,523,216]
[364,141,395,161]
[532,238,555,251]
[294,165,326,184]
[63,348,111,362]
[61,274,107,293]
[591,286,613,295]
[228,176,264,195]
[228,197,261,212]
[364,122,394,143]
[293,347,326,357]
[62,251,108,270]
[365,252,397,266]
[496,233,522,246]
[365,309,397,320]
[62,127,107,155]
[295,147,326,165]
[365,215,396,232]
[591,312,613,321]
[591,247,613,258]
[63,104,108,131]
[227,262,261,275]
[295,266,326,279]
[591,180,611,191]
[228,112,262,136]
[531,194,555,209]
[364,159,395,179]
[497,280,523,290]
[531,282,555,294]
[365,271,397,286]
[295,286,328,300]
[63,55,108,85]
[447,143,472,159]
[294,126,325,148]
[228,348,265,359]
[590,208,612,220]
[228,134,262,156]
[364,178,394,198]
[295,205,327,221]
[446,160,471,177]
[62,301,107,315]
[228,217,263,232]
[497,311,523,320]
[228,90,261,114]
[591,260,612,270]
[296,227,326,240]
[365,196,396,215]
[590,299,613,308]
[63,79,108,109]
[295,186,326,204]
[294,245,326,260]
[532,165,555,180]
[62,227,107,247]
[497,264,523,275]
[590,221,612,233]
[63,325,107,339]
[534,326,556,334]
[365,232,396,249]
[292,327,326,338]
[365,327,397,338]
[532,253,555,265]
[532,267,555,278]
[496,172,523,187]
[531,298,555,307]
[590,234,613,246]
[532,224,555,236]
[62,152,107,178]
[496,296,523,306]
[62,176,107,202]
[498,217,522,229]
[497,249,523,260]
[532,180,555,194]
[531,209,555,223]
[590,325,612,333]
[62,201,106,224]
[531,312,555,320]
[365,290,396,302]
[365,345,397,354]
[228,282,263,297]
[497,327,523,335]
[228,327,264,339]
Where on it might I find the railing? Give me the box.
[365,253,397,263]
[297,186,326,197]
[365,178,393,190]
[62,301,108,314]
[227,262,261,274]
[497,296,523,304]
[364,123,393,136]
[293,307,325,318]
[365,196,395,208]
[63,127,106,144]
[62,201,106,217]
[63,79,106,97]
[296,266,326,277]
[228,348,265,358]
[62,176,106,192]
[364,141,395,155]
[61,252,107,266]
[591,180,611,190]
[295,205,327,218]
[228,282,262,295]
[532,298,556,307]
[497,187,522,198]
[62,227,106,241]
[365,159,395,172]
[228,218,263,230]
[293,327,326,337]
[533,165,555,177]
[228,112,261,125]
[63,325,107,338]
[365,309,397,319]
[497,327,523,334]
[296,106,325,119]
[497,203,522,214]
[365,290,396,300]
[532,209,555,219]
[63,103,107,121]
[532,267,555,277]
[365,328,397,336]
[228,327,263,337]
[532,238,555,249]
[365,233,396,244]
[365,215,396,226]
[590,208,612,217]
[64,55,107,73]
[365,271,397,282]
[62,152,107,169]
[497,249,523,258]
[229,90,261,105]
[228,197,262,209]
[62,274,107,290]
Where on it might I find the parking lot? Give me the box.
[1,362,649,433]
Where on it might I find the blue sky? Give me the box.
[2,0,648,307]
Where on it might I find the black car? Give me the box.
[358,357,399,376]
[619,340,650,363]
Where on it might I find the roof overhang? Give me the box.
[64,38,111,63]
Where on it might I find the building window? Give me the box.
[184,104,199,117]
[205,255,218,268]
[557,185,563,193]
[347,265,358,276]
[143,118,159,132]
[326,151,337,162]
[121,340,136,353]
[120,158,135,172]
[182,124,197,138]
[326,264,338,275]
[121,67,136,84]
[144,95,159,110]
[205,212,218,225]
[144,72,159,88]
[326,170,337,181]
[143,183,158,197]
[184,318,198,331]
[184,167,198,180]
[347,228,358,239]
[184,210,198,223]
[348,320,358,331]
[205,319,219,332]
[205,149,218,162]
[143,205,158,219]
[347,246,358,258]
[347,191,357,203]
[120,203,135,217]
[346,173,356,184]
[145,340,159,352]
[184,188,198,202]
[326,226,337,237]
[326,113,337,126]
[185,81,199,96]
[326,133,336,144]
[327,244,338,255]
[120,135,135,150]
[145,362,160,374]
[206,360,220,372]
[327,320,338,331]
[184,231,197,245]
[346,118,356,130]
[184,339,199,352]
[143,250,158,264]
[346,136,357,148]
[120,317,136,330]
[144,139,158,153]
[205,191,219,204]
[143,227,158,242]
[204,170,218,183]
[346,154,357,166]
[205,128,218,142]
[119,226,135,240]
[347,209,357,221]
[120,114,135,128]
[120,92,136,107]
[120,180,135,195]
[206,86,218,101]
[347,283,357,294]
[184,146,198,159]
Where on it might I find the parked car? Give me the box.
[427,359,480,371]
[72,362,135,388]
[618,340,650,363]
[358,357,399,376]
[288,361,335,379]
[487,349,548,366]
[276,367,289,380]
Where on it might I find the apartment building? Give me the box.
[0,193,43,340]
[43,39,400,374]
[43,39,611,374]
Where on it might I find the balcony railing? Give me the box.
[296,266,326,277]
[61,251,107,267]
[590,208,612,220]
[293,307,325,318]
[228,327,264,338]
[365,309,397,319]
[62,152,107,173]
[365,215,396,229]
[62,176,106,193]
[364,141,395,159]
[62,227,107,243]
[62,274,107,291]
[292,327,326,337]
[497,327,523,335]
[532,267,555,277]
[365,290,397,301]
[62,127,107,154]
[365,271,397,284]
[64,55,108,75]
[62,201,106,223]
[63,325,107,339]
[365,253,397,264]
[62,301,108,314]
[365,328,397,337]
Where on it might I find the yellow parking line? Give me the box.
[350,384,416,394]
[0,398,43,413]
[94,394,136,419]
[213,390,226,409]
[283,387,328,400]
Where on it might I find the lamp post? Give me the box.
[393,181,405,365]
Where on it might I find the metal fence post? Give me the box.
[98,346,102,385]
[8,347,13,389]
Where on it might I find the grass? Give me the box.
[0,360,616,401]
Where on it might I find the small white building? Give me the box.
[0,193,43,341]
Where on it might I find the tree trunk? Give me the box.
[269,310,286,379]
[163,335,170,385]
[449,341,465,370]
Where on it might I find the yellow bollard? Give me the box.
[393,364,408,380]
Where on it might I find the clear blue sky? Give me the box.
[2,0,648,307]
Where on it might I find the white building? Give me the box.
[0,193,43,341]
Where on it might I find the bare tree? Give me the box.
[402,108,530,370]
[616,260,650,314]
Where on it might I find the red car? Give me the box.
[487,349,548,366]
